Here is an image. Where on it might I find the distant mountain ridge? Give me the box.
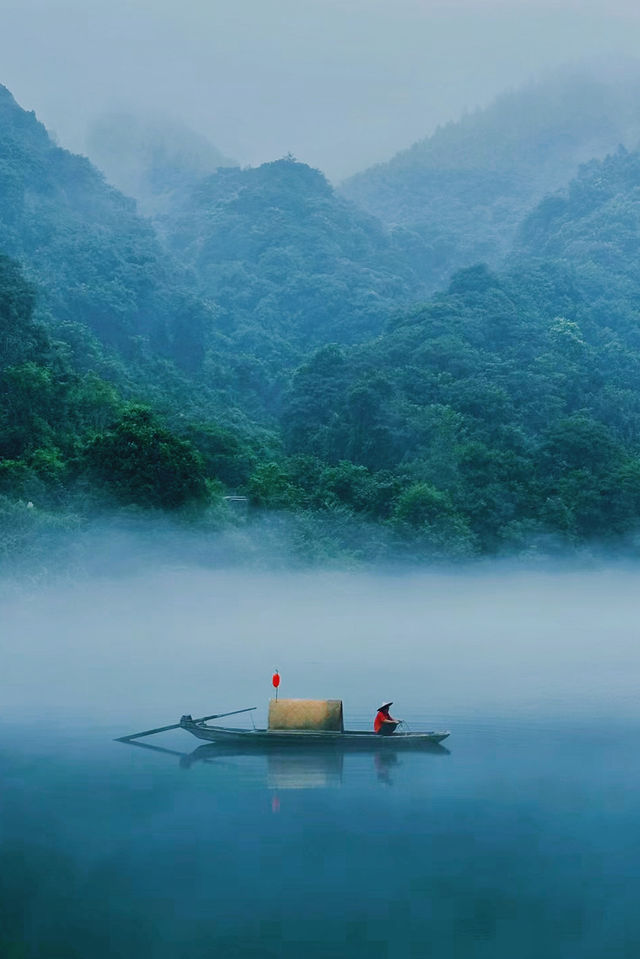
[341,71,640,290]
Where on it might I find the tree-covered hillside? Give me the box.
[275,256,640,554]
[159,157,426,355]
[0,253,116,482]
[0,88,427,426]
[0,84,218,376]
[4,80,640,567]
[515,145,640,342]
[0,85,295,432]
[273,146,640,555]
[0,254,215,513]
[341,72,640,291]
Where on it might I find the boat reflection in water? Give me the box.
[118,737,449,790]
[266,748,344,790]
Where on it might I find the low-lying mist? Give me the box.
[3,531,639,734]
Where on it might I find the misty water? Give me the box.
[3,565,640,958]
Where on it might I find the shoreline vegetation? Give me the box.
[3,502,640,585]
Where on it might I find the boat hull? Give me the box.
[180,719,450,747]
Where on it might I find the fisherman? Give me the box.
[374,701,401,735]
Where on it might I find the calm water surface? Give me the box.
[2,567,640,957]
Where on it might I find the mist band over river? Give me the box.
[3,565,640,957]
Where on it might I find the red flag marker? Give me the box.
[272,669,280,700]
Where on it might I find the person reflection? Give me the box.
[374,751,399,784]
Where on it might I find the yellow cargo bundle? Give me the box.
[268,698,344,732]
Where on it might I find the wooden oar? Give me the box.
[115,707,256,742]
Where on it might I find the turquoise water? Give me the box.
[3,567,640,957]
[3,719,639,958]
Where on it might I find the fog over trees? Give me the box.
[3,5,640,571]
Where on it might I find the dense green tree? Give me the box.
[86,406,208,510]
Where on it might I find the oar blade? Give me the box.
[115,721,181,742]
[115,707,257,743]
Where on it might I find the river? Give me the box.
[2,566,639,957]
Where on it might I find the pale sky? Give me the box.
[2,0,640,180]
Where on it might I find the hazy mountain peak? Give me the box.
[340,69,640,291]
[85,111,237,214]
[160,154,423,351]
[0,83,56,155]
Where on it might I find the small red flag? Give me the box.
[272,671,280,688]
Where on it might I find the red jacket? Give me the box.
[374,709,396,732]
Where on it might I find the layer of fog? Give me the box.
[3,0,640,179]
[4,560,640,733]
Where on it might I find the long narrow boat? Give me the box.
[179,715,450,747]
[116,701,450,749]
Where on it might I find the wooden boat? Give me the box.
[179,715,450,747]
[116,701,450,748]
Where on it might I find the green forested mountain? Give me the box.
[341,72,640,291]
[515,145,640,341]
[0,84,219,378]
[276,260,640,554]
[0,87,276,559]
[159,157,426,355]
[275,146,640,554]
[85,112,236,216]
[0,87,425,421]
[4,80,640,567]
[0,84,292,434]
